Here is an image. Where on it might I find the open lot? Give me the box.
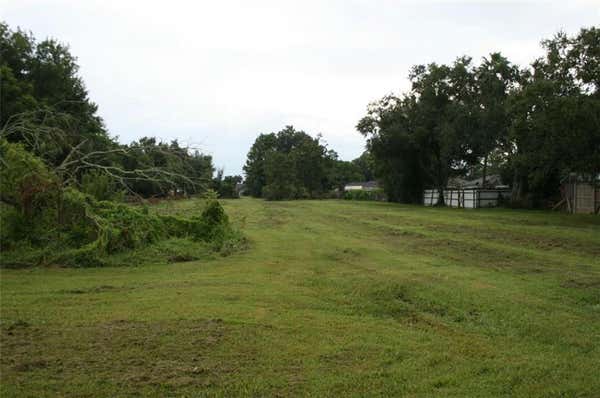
[1,198,599,397]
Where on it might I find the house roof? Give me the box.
[448,174,503,188]
[560,173,600,184]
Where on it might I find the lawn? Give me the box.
[1,198,599,397]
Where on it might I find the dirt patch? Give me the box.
[13,360,49,372]
[60,285,129,294]
[356,282,483,334]
[4,319,31,332]
[331,214,557,273]
[167,254,199,263]
[364,284,445,323]
[384,228,427,239]
[324,247,363,263]
[561,277,600,289]
[319,346,373,369]
[561,277,600,306]
[425,223,600,258]
[0,318,234,392]
[417,234,563,273]
[260,205,291,228]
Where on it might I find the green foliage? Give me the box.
[1,181,241,267]
[0,22,237,267]
[101,238,215,267]
[507,27,600,206]
[0,139,59,217]
[329,160,364,191]
[262,149,308,200]
[212,170,242,198]
[201,198,229,226]
[55,190,237,266]
[359,26,600,207]
[80,170,124,202]
[1,22,214,199]
[263,182,304,201]
[244,126,347,200]
[120,138,214,197]
[351,151,375,181]
[1,22,110,163]
[357,95,432,203]
[343,189,386,201]
[0,205,30,249]
[244,126,374,201]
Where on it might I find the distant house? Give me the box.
[235,182,246,196]
[344,181,379,191]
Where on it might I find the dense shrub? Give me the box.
[0,140,59,217]
[0,140,63,251]
[212,171,242,199]
[0,142,241,267]
[1,188,239,267]
[62,190,237,265]
[80,170,124,202]
[263,183,303,201]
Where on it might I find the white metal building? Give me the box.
[423,188,511,208]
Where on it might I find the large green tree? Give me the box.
[358,58,480,203]
[473,53,520,186]
[1,21,215,199]
[508,27,600,205]
[351,151,375,182]
[1,22,111,163]
[243,132,278,197]
[359,26,599,207]
[244,126,336,200]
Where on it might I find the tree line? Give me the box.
[1,22,244,267]
[1,22,216,200]
[3,21,598,208]
[357,27,599,206]
[243,126,372,200]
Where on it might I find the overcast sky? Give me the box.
[2,1,598,175]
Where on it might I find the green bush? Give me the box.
[1,188,240,267]
[0,140,62,250]
[80,170,124,202]
[0,205,30,249]
[0,140,243,267]
[50,190,237,266]
[0,140,59,217]
[263,183,296,201]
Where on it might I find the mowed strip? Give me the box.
[1,198,599,397]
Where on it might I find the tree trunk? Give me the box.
[436,180,445,206]
[482,154,488,188]
[511,172,527,206]
[434,151,445,206]
[511,172,520,204]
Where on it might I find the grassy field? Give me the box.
[1,198,600,397]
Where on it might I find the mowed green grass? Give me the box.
[1,198,599,397]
